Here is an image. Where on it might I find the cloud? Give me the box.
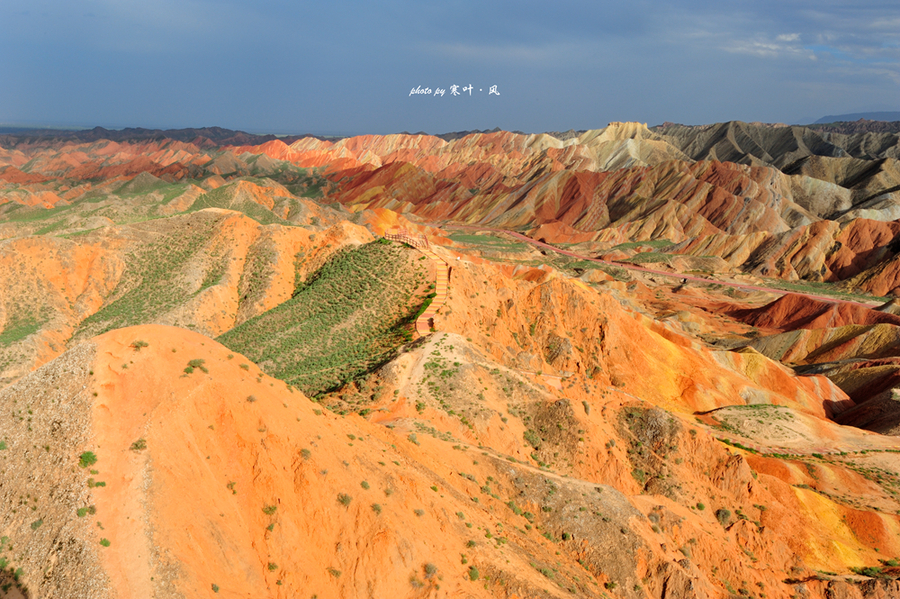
[724,35,812,59]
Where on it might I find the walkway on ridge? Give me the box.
[383,230,450,337]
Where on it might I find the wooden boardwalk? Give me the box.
[384,230,450,337]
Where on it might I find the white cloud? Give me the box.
[723,35,810,59]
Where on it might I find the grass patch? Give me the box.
[0,317,42,346]
[76,213,229,337]
[217,240,428,396]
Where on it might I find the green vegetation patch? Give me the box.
[217,240,428,396]
[610,239,674,252]
[0,316,43,347]
[188,183,290,226]
[76,213,228,336]
[448,232,530,253]
[761,277,886,304]
[621,252,674,265]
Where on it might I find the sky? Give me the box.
[1,0,898,135]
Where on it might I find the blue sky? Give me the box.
[1,1,898,135]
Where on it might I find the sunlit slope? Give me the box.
[217,239,432,395]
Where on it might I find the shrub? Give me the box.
[371,503,382,514]
[100,538,111,547]
[212,584,219,593]
[267,563,278,571]
[696,502,705,511]
[262,505,277,515]
[79,451,98,468]
[468,566,480,581]
[338,493,352,506]
[186,359,208,373]
[523,429,541,449]
[129,439,147,451]
[715,508,732,527]
[360,481,370,490]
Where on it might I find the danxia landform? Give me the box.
[1,121,900,598]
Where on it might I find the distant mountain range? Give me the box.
[0,125,332,146]
[813,111,900,124]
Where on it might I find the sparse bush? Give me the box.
[338,493,352,506]
[79,451,98,468]
[186,359,208,373]
[267,563,278,571]
[129,439,147,451]
[130,340,149,351]
[262,504,277,515]
[715,508,732,527]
